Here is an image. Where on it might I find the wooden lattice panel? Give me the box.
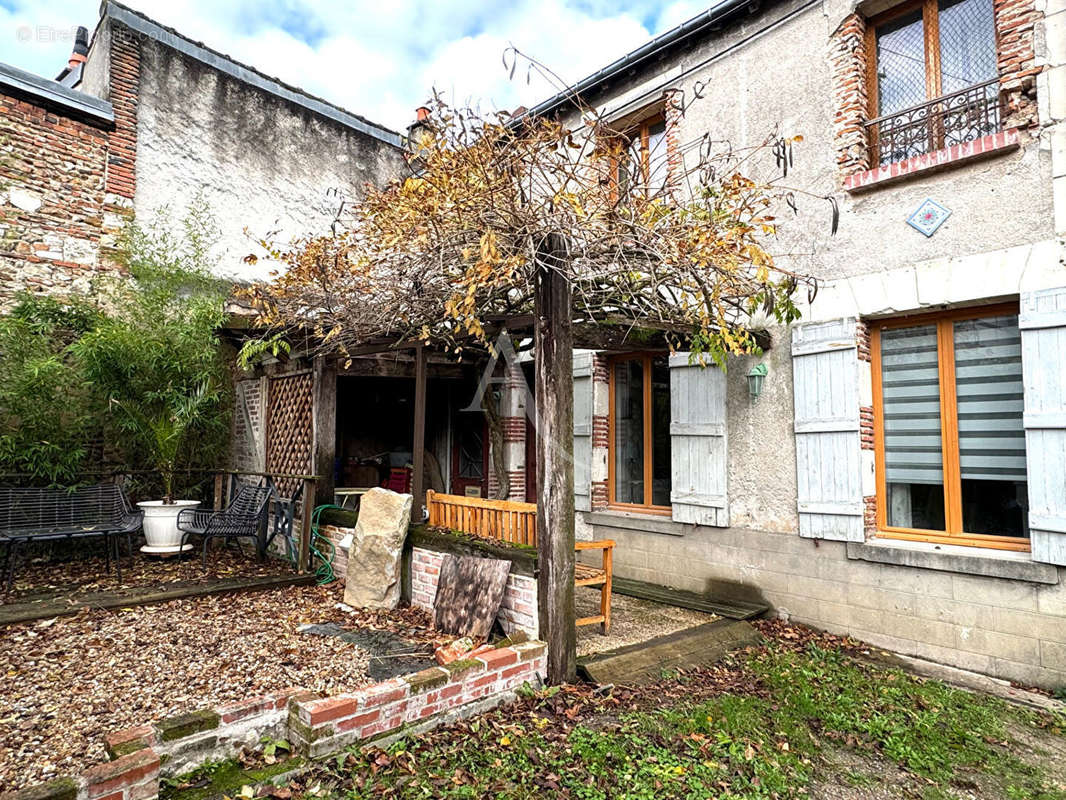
[266,372,313,497]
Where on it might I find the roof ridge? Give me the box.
[99,0,403,148]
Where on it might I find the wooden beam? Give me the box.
[298,477,315,573]
[534,234,577,684]
[411,342,427,522]
[311,355,337,508]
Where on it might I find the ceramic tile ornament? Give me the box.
[907,198,951,237]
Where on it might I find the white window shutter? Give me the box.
[573,352,593,512]
[792,318,864,541]
[669,353,729,526]
[1021,288,1066,565]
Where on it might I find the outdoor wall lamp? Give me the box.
[747,363,768,400]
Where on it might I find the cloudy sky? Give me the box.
[0,0,708,131]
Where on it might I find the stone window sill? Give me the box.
[846,537,1058,585]
[843,129,1020,193]
[585,509,685,537]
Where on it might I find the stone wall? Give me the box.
[120,16,406,282]
[0,90,120,304]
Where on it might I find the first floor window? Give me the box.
[609,354,671,510]
[871,304,1029,547]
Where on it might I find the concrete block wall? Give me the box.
[587,516,1066,689]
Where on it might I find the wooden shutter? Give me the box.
[1021,288,1066,565]
[792,318,864,541]
[669,353,729,526]
[573,352,593,512]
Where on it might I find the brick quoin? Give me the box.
[832,0,1038,185]
[105,25,141,200]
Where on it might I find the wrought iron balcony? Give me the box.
[864,79,1003,167]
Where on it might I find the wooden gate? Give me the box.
[266,372,314,497]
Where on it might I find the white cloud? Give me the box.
[0,0,702,130]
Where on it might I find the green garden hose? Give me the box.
[288,504,339,585]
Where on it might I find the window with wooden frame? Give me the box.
[870,304,1029,551]
[864,0,999,166]
[606,114,668,201]
[608,353,671,512]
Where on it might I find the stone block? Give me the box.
[913,641,994,675]
[1040,639,1066,672]
[104,725,155,759]
[403,667,449,695]
[952,574,1037,611]
[155,709,220,742]
[955,627,1040,664]
[0,777,78,800]
[343,488,412,610]
[880,612,956,649]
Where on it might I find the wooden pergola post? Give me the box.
[533,233,576,684]
[311,356,337,508]
[411,342,427,520]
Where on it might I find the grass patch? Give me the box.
[293,643,1066,799]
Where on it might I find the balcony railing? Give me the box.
[864,78,1003,167]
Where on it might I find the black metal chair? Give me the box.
[0,483,143,590]
[176,484,272,570]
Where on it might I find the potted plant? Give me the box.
[115,384,220,552]
[74,201,231,552]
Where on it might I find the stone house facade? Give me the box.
[0,0,406,303]
[479,0,1066,688]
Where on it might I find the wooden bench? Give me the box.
[425,490,615,633]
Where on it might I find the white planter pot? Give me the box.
[138,499,199,554]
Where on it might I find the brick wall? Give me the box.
[828,13,870,179]
[590,353,610,510]
[292,640,546,758]
[0,92,118,303]
[104,26,140,202]
[410,547,539,638]
[7,644,546,800]
[0,19,145,306]
[231,379,265,472]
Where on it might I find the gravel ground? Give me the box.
[575,588,717,657]
[2,546,290,605]
[0,583,443,792]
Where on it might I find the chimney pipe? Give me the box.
[68,26,89,70]
[415,106,430,122]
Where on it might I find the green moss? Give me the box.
[403,667,448,694]
[161,756,305,800]
[157,710,220,742]
[408,525,537,576]
[442,658,482,680]
[8,777,78,800]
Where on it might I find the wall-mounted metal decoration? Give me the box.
[907,198,952,237]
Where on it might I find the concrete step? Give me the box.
[578,618,763,685]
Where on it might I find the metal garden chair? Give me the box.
[176,483,272,570]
